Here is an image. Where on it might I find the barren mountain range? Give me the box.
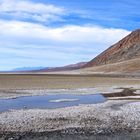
[38,29,140,73]
[84,29,140,68]
[17,29,140,73]
[39,62,87,72]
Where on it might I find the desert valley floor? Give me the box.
[0,74,140,140]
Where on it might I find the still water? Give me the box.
[0,94,106,112]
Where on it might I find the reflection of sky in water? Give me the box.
[0,94,106,112]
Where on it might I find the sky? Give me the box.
[0,0,140,70]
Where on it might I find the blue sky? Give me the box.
[0,0,139,70]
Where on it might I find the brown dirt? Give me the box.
[79,57,140,73]
[103,88,137,98]
[0,74,140,90]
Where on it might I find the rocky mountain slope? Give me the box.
[32,29,140,73]
[84,29,140,67]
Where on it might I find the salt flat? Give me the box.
[0,74,140,139]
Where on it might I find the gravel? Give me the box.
[0,100,140,135]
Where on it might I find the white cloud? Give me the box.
[0,0,65,22]
[0,20,130,44]
[0,20,130,70]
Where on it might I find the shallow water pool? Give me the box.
[0,94,106,112]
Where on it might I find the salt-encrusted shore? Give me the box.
[0,88,140,139]
[0,100,140,138]
[0,74,140,99]
[0,74,140,139]
[0,85,140,99]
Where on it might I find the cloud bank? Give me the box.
[0,19,130,70]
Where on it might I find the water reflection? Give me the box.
[0,94,106,112]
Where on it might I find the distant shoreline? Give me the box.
[0,72,140,78]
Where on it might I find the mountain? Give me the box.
[43,29,140,73]
[38,62,87,72]
[13,66,46,71]
[84,29,140,67]
[17,29,140,74]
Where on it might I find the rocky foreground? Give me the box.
[0,100,140,139]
